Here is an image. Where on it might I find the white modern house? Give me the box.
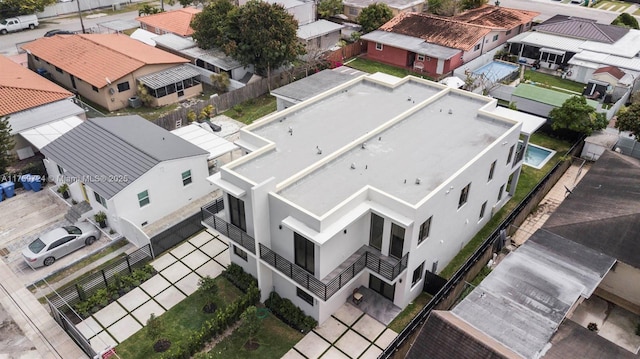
[41,116,213,247]
[202,73,544,324]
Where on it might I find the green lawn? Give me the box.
[345,58,433,80]
[524,70,585,94]
[116,277,242,359]
[202,312,304,359]
[222,94,277,125]
[388,292,433,333]
[439,133,571,279]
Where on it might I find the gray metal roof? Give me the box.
[180,46,242,71]
[343,0,424,10]
[451,229,615,358]
[535,15,628,44]
[41,115,208,199]
[97,19,140,32]
[10,99,85,134]
[297,20,344,40]
[543,320,638,359]
[544,150,640,269]
[137,64,201,89]
[153,33,197,51]
[270,69,355,103]
[361,30,460,60]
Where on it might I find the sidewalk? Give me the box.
[511,159,591,246]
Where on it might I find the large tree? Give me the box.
[318,0,343,19]
[225,0,305,76]
[191,0,236,50]
[357,3,393,34]
[615,103,640,140]
[549,96,607,136]
[612,13,639,29]
[0,0,56,17]
[0,117,14,174]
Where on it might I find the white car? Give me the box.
[22,223,100,268]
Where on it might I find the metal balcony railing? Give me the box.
[260,243,408,301]
[201,198,255,254]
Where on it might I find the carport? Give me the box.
[171,123,238,171]
[19,116,83,152]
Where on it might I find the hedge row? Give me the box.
[265,291,317,333]
[159,285,260,359]
[222,263,258,293]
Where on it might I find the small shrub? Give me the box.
[198,276,218,313]
[222,263,258,292]
[147,313,171,353]
[186,110,197,123]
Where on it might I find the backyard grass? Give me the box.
[116,277,242,359]
[524,70,585,94]
[204,311,304,359]
[388,292,433,333]
[439,133,572,279]
[345,58,433,80]
[222,94,277,125]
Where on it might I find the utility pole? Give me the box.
[76,0,86,34]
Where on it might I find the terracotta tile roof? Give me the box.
[136,7,201,36]
[0,55,72,117]
[593,65,625,79]
[380,12,491,51]
[452,5,539,29]
[22,34,188,88]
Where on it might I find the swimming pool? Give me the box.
[472,61,519,84]
[523,143,556,169]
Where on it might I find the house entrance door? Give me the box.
[369,274,395,301]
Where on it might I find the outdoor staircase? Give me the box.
[64,201,92,224]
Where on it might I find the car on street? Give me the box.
[22,223,101,268]
[44,29,75,37]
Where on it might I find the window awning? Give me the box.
[539,47,566,56]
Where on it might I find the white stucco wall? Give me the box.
[599,261,640,309]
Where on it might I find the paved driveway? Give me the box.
[0,186,112,286]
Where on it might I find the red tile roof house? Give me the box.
[136,7,201,37]
[361,6,538,79]
[22,34,202,112]
[0,54,86,160]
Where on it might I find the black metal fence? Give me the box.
[378,138,585,359]
[150,211,205,256]
[260,243,408,301]
[201,199,256,254]
[47,298,97,358]
[46,243,152,310]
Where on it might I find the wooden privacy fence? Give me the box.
[325,41,368,64]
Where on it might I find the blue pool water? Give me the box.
[524,144,556,169]
[472,61,519,83]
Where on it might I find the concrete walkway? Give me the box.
[76,230,230,353]
[511,159,591,246]
[283,303,398,359]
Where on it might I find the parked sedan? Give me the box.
[22,223,101,268]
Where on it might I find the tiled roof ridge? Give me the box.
[382,12,496,31]
[0,83,71,96]
[454,5,539,27]
[77,34,148,65]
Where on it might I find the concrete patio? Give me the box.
[75,230,229,353]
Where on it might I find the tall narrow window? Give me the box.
[389,223,405,259]
[418,216,432,245]
[498,184,505,202]
[479,201,487,220]
[488,161,496,182]
[412,262,425,286]
[369,213,384,251]
[294,232,314,275]
[94,192,108,208]
[507,145,514,164]
[458,183,471,208]
[138,190,150,207]
[228,194,246,231]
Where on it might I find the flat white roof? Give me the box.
[21,116,83,150]
[488,107,545,135]
[228,74,522,215]
[172,124,238,160]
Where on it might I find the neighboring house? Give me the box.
[589,66,631,102]
[202,72,545,324]
[342,0,425,22]
[362,6,538,78]
[507,15,640,86]
[270,68,362,110]
[0,54,85,160]
[297,20,344,57]
[41,116,213,247]
[510,83,600,118]
[407,150,640,359]
[136,7,201,37]
[22,34,200,111]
